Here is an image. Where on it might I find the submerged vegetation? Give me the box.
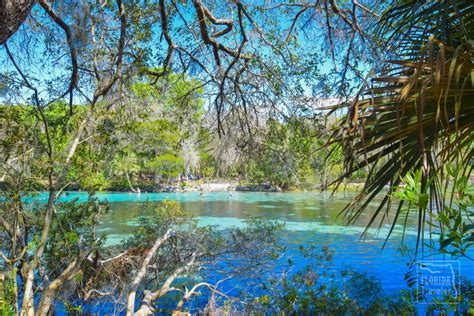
[0,0,472,314]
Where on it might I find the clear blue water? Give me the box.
[50,190,473,297]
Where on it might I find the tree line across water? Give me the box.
[0,75,349,193]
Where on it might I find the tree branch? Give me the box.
[126,228,172,316]
[135,252,198,315]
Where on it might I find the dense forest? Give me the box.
[0,52,349,193]
[0,0,473,315]
[1,94,345,192]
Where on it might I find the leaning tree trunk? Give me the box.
[125,172,136,192]
[0,0,36,44]
[0,270,5,311]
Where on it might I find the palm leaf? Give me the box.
[329,0,474,250]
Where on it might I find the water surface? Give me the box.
[58,191,474,294]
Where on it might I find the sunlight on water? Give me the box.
[50,191,472,293]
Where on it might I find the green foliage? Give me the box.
[43,197,108,273]
[393,166,474,259]
[0,270,15,316]
[79,172,110,191]
[435,170,474,259]
[392,170,432,211]
[198,152,216,178]
[246,117,341,189]
[112,152,140,176]
[124,200,190,248]
[146,153,184,183]
[0,68,207,192]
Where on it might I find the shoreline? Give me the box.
[59,180,366,194]
[11,179,367,194]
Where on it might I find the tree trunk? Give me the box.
[0,0,36,44]
[0,270,4,311]
[322,157,328,189]
[21,188,56,316]
[126,229,172,316]
[36,256,84,316]
[125,172,136,192]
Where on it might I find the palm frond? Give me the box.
[329,0,474,249]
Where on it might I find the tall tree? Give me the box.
[0,0,35,44]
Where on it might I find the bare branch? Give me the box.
[36,250,91,315]
[126,228,172,316]
[135,252,198,315]
[37,0,79,104]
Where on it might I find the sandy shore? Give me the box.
[199,182,234,192]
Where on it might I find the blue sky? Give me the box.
[0,1,378,109]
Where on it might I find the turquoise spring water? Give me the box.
[28,190,474,312]
[46,190,473,294]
